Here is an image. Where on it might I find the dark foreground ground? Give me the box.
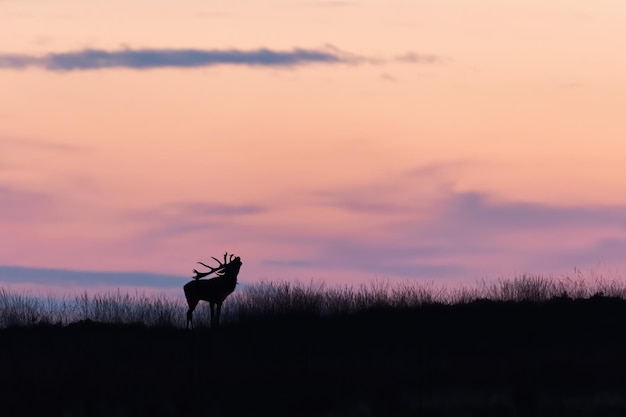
[2,296,626,417]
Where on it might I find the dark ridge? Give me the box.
[2,295,626,416]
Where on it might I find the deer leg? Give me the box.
[210,302,216,328]
[215,303,222,328]
[186,298,199,329]
[186,310,193,330]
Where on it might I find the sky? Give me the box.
[1,0,626,296]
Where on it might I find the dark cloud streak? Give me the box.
[434,192,626,232]
[0,47,353,71]
[0,46,441,71]
[0,265,182,289]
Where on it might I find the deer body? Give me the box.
[184,253,242,329]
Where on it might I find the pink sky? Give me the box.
[1,1,626,294]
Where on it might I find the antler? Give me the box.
[192,252,233,279]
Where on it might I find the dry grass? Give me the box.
[2,274,626,328]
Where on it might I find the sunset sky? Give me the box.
[1,0,626,295]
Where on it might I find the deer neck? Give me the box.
[219,274,237,293]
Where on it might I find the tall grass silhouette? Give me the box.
[4,274,626,417]
[2,274,625,328]
[0,289,183,328]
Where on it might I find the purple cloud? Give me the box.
[0,47,355,71]
[0,46,442,71]
[0,187,53,222]
[430,192,626,231]
[126,201,267,241]
[0,265,181,289]
[260,181,626,280]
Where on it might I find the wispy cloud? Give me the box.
[0,46,442,71]
[314,189,407,214]
[0,186,54,222]
[302,1,355,7]
[3,184,626,286]
[380,73,398,82]
[176,202,266,217]
[423,192,626,232]
[0,136,89,153]
[262,238,470,279]
[262,174,626,280]
[386,191,626,276]
[0,47,357,71]
[395,52,442,64]
[195,11,235,19]
[127,201,267,240]
[0,265,181,289]
[130,201,267,223]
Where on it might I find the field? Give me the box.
[2,276,626,416]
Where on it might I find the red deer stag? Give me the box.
[183,252,242,329]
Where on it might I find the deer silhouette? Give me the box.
[184,252,242,329]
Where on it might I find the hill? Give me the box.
[2,293,626,416]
